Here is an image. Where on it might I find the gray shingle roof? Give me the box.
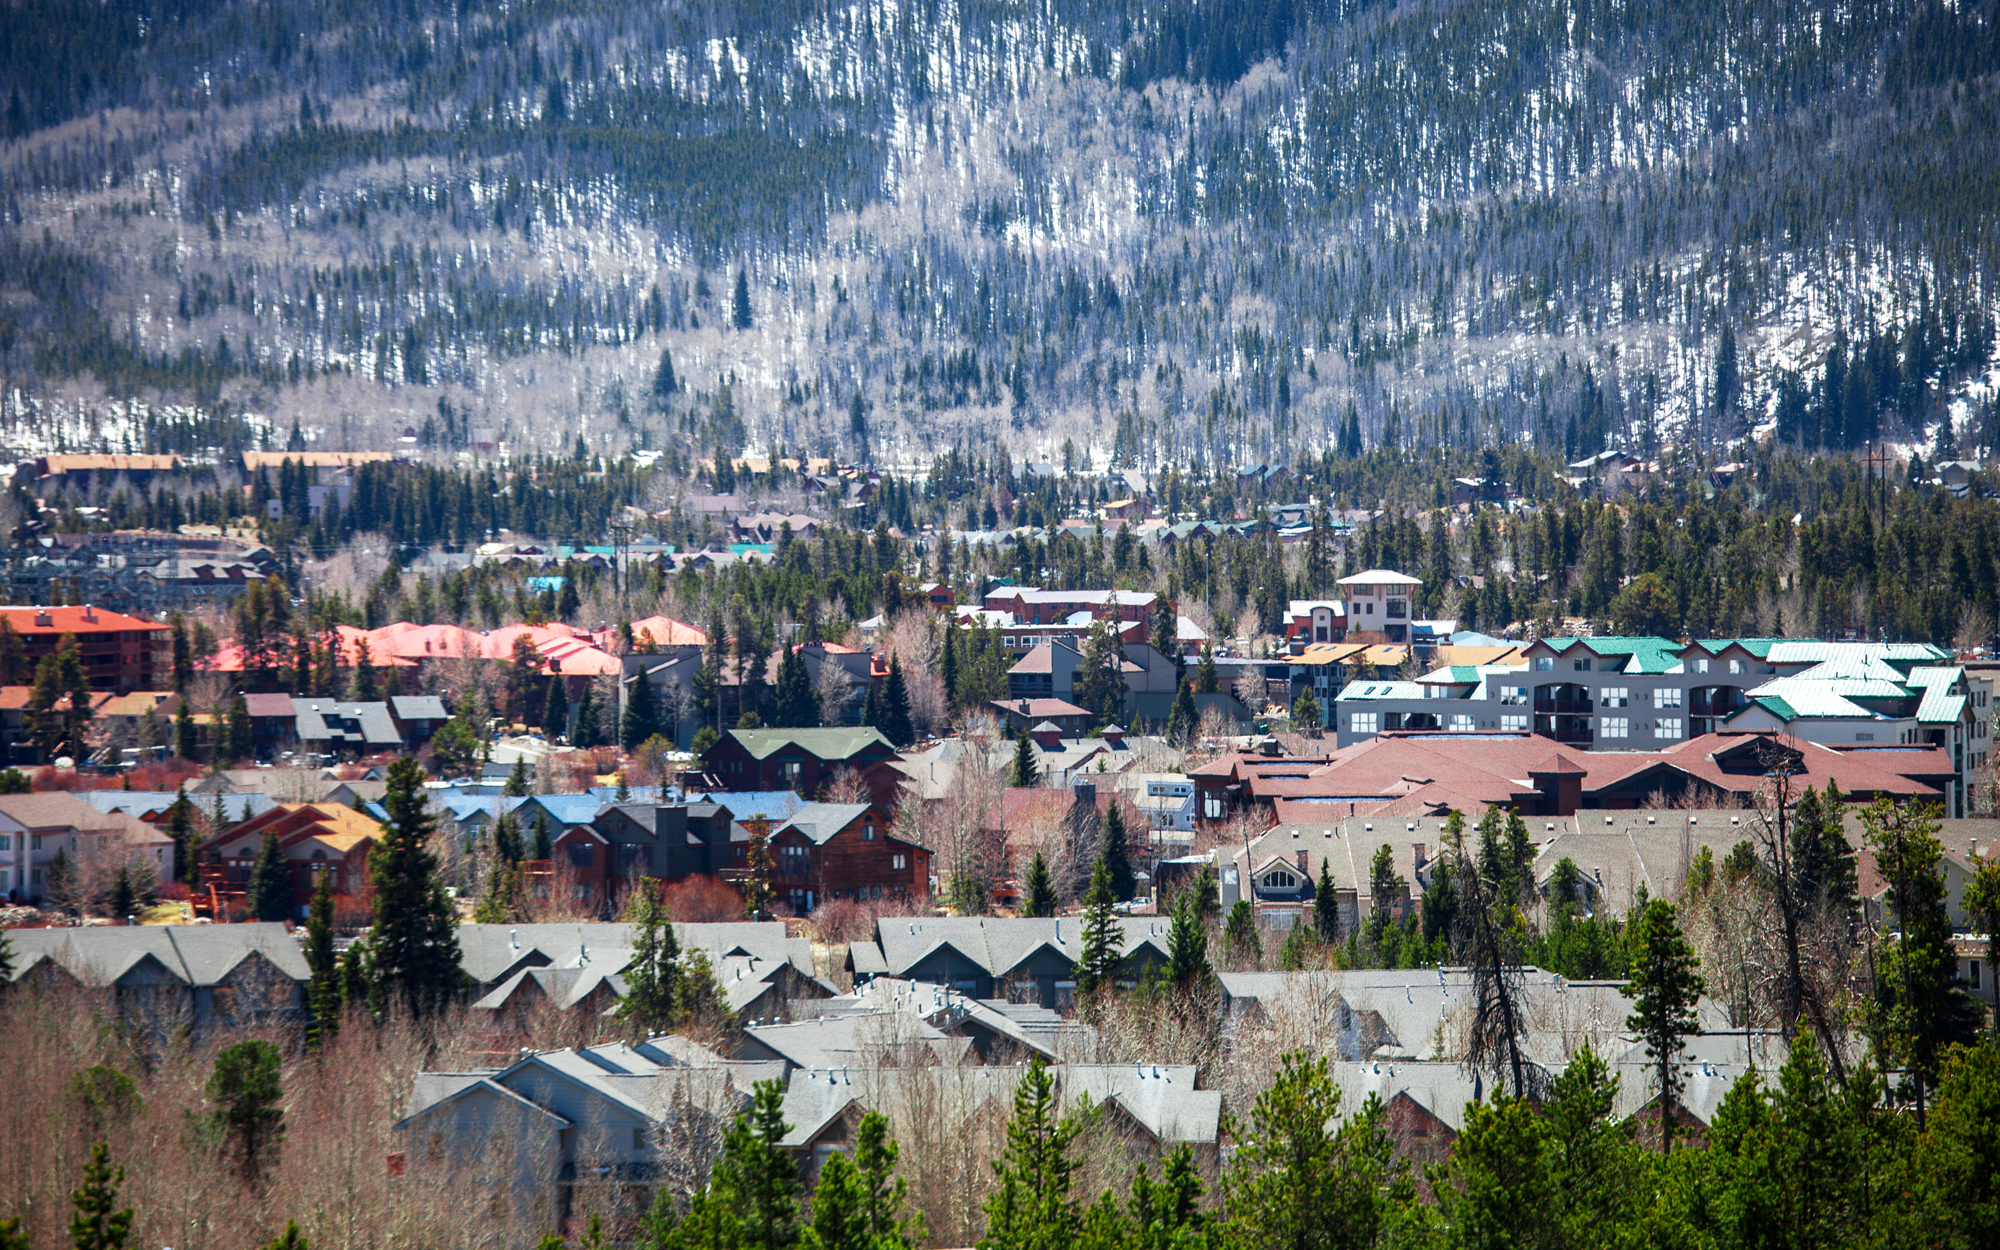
[4,923,309,986]
[390,695,450,721]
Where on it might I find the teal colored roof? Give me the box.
[1905,665,1964,688]
[1766,641,1950,668]
[1917,686,1967,725]
[1539,636,1684,675]
[729,543,775,555]
[1419,666,1486,684]
[1732,687,1876,721]
[1687,638,1785,658]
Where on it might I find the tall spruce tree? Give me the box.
[1022,853,1057,919]
[1622,897,1706,1154]
[878,654,914,747]
[543,676,569,739]
[366,756,462,1021]
[616,886,680,1040]
[304,872,340,1049]
[979,1057,1080,1250]
[205,1040,286,1190]
[1071,857,1124,999]
[166,784,198,885]
[68,1143,132,1250]
[247,832,290,923]
[1010,733,1040,788]
[709,1080,797,1250]
[773,646,819,728]
[622,672,659,750]
[1100,801,1134,903]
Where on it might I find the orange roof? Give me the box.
[628,615,708,646]
[241,451,393,471]
[0,606,168,637]
[38,454,183,473]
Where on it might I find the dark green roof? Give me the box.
[720,728,895,761]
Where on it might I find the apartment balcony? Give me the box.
[1534,697,1594,715]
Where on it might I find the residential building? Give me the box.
[1338,570,1423,645]
[5,924,308,1045]
[989,696,1091,736]
[700,728,903,808]
[0,791,176,902]
[0,605,168,690]
[725,800,925,911]
[292,698,408,758]
[846,915,1172,1005]
[194,801,380,919]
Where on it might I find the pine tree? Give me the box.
[543,675,569,739]
[166,784,198,885]
[1166,893,1211,993]
[1022,853,1057,918]
[1165,678,1198,749]
[260,1223,310,1250]
[247,832,290,922]
[532,814,553,861]
[304,872,340,1049]
[804,1111,921,1250]
[1622,897,1706,1154]
[742,817,775,919]
[174,698,197,761]
[879,654,914,747]
[1010,733,1040,788]
[204,1040,285,1189]
[1071,857,1124,999]
[980,1056,1081,1250]
[1861,797,1955,1128]
[616,885,680,1040]
[773,646,819,728]
[1196,644,1219,694]
[503,757,530,797]
[68,1143,132,1250]
[227,696,252,763]
[366,756,463,1021]
[1101,801,1134,903]
[939,629,960,709]
[732,267,754,331]
[1224,899,1260,969]
[1314,861,1341,944]
[710,1080,797,1250]
[572,680,600,748]
[622,672,659,750]
[1291,689,1322,732]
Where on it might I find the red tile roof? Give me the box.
[0,606,167,636]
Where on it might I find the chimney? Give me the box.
[81,603,96,622]
[1414,843,1427,868]
[1296,849,1309,876]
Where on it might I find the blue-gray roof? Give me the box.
[77,790,276,823]
[701,791,805,822]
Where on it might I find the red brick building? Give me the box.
[0,605,169,691]
[732,800,928,912]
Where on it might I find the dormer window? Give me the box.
[1262,869,1297,890]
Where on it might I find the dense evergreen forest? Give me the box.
[2,0,1998,466]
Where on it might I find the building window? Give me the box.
[1729,659,1744,674]
[1202,794,1225,820]
[30,835,42,852]
[1499,686,1527,705]
[1573,658,1593,672]
[1693,658,1710,673]
[1657,718,1683,740]
[892,853,907,870]
[1449,714,1475,732]
[567,842,594,867]
[570,884,592,899]
[1350,713,1379,734]
[1003,637,1015,648]
[1600,688,1628,707]
[1855,732,1875,742]
[0,834,9,851]
[1263,870,1297,890]
[780,761,803,786]
[863,824,875,841]
[1601,717,1629,739]
[1654,688,1682,709]
[1501,715,1529,732]
[1534,657,1554,671]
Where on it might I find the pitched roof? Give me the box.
[718,728,896,762]
[4,923,310,986]
[0,606,167,636]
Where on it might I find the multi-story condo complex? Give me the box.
[1334,636,1991,817]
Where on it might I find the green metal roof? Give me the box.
[1732,689,1875,721]
[1687,638,1785,658]
[720,728,896,761]
[1418,665,1485,684]
[1917,686,1968,725]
